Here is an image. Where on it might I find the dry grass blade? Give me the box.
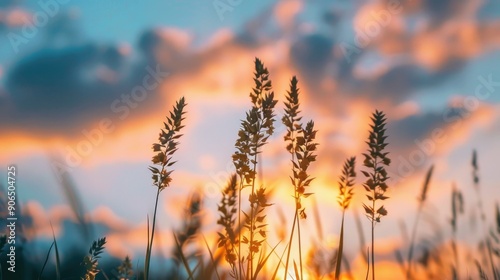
[394,250,406,276]
[471,150,498,280]
[407,164,434,279]
[173,232,195,280]
[37,241,55,280]
[50,222,61,280]
[202,235,221,280]
[420,165,434,203]
[335,223,345,280]
[271,242,290,280]
[102,271,110,280]
[293,260,300,280]
[51,154,92,242]
[335,157,356,280]
[450,184,464,280]
[254,241,281,279]
[342,253,355,280]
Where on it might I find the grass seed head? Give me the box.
[362,110,391,223]
[338,156,357,210]
[150,97,187,191]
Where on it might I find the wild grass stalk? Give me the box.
[38,241,55,280]
[282,76,318,280]
[146,97,187,280]
[335,157,356,280]
[450,184,464,280]
[51,154,93,243]
[202,234,222,280]
[115,256,133,280]
[51,223,61,280]
[406,164,434,279]
[361,110,391,280]
[171,193,203,278]
[217,174,239,277]
[491,204,500,277]
[472,150,499,280]
[232,58,277,279]
[172,232,195,279]
[81,237,107,280]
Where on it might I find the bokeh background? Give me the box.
[1,0,500,279]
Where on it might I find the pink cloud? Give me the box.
[0,8,31,27]
[274,0,303,31]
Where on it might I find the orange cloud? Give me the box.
[274,0,303,31]
[22,201,76,240]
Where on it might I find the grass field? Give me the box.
[1,58,499,280]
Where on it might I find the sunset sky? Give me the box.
[1,0,500,278]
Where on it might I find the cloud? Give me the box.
[21,201,75,240]
[289,33,334,83]
[0,8,31,30]
[479,0,500,19]
[1,44,131,135]
[3,0,499,144]
[1,0,499,201]
[138,27,192,64]
[385,102,496,187]
[274,0,302,31]
[0,7,196,138]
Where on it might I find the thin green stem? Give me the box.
[238,177,243,280]
[406,205,423,279]
[474,182,498,280]
[249,140,259,280]
[486,239,499,280]
[365,247,370,280]
[297,215,303,280]
[335,212,346,280]
[452,229,459,279]
[145,187,161,280]
[371,192,375,280]
[371,156,379,280]
[284,209,298,280]
[283,125,298,280]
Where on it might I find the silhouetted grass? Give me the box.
[361,110,391,280]
[1,58,500,280]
